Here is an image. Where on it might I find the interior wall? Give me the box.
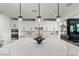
[20,21,58,31]
[0,13,11,45]
[11,20,59,36]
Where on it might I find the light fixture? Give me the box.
[56,3,61,39]
[18,16,23,21]
[18,3,23,21]
[56,3,61,21]
[36,3,42,22]
[56,17,60,21]
[37,16,41,22]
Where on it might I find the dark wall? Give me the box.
[67,18,79,35]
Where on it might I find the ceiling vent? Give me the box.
[66,3,73,7]
[32,10,37,12]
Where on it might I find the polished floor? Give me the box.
[0,35,79,56]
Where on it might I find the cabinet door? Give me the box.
[65,42,78,56]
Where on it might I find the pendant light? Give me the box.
[56,3,61,21]
[18,3,23,21]
[56,3,61,39]
[36,3,42,22]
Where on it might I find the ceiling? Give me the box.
[0,3,79,20]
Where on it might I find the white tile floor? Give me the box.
[0,35,79,56]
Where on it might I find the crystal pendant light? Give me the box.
[56,3,61,39]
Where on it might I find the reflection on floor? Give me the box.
[0,35,79,56]
[61,35,79,46]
